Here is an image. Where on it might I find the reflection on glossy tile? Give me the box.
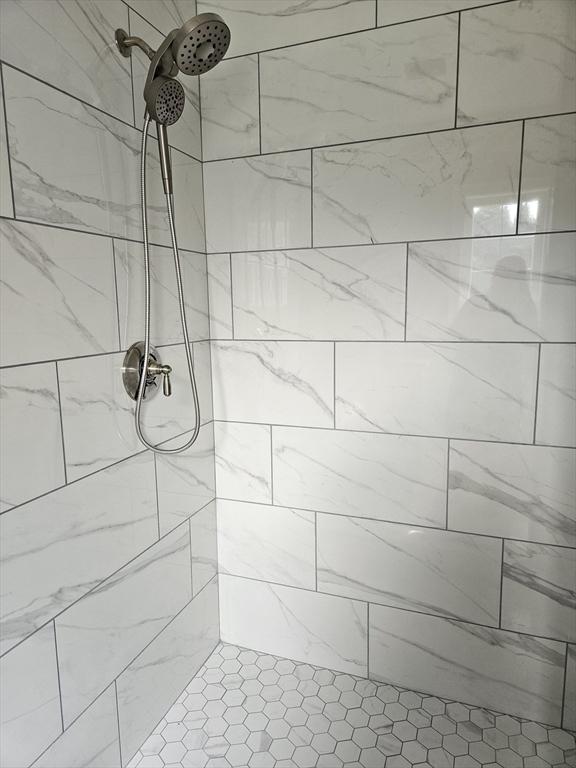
[377,0,505,26]
[0,363,65,512]
[0,73,13,218]
[33,685,121,768]
[0,453,157,655]
[261,16,457,153]
[459,0,576,123]
[1,220,119,366]
[0,0,133,123]
[407,233,576,342]
[0,624,62,768]
[370,604,566,725]
[336,342,538,442]
[449,441,576,547]
[564,645,576,730]
[220,574,367,676]
[218,499,315,589]
[56,526,192,726]
[207,253,233,338]
[190,501,218,595]
[214,421,272,503]
[212,341,333,427]
[313,122,522,247]
[201,55,260,161]
[519,114,576,234]
[273,426,447,528]
[502,541,576,642]
[318,514,501,625]
[536,344,576,448]
[197,0,375,58]
[204,152,311,253]
[232,244,406,340]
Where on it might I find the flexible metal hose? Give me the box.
[134,112,201,454]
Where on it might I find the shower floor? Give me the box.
[128,643,575,768]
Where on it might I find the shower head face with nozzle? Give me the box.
[145,76,185,125]
[171,12,230,76]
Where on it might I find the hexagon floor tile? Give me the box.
[127,643,576,768]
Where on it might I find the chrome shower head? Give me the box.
[171,13,230,76]
[145,76,185,126]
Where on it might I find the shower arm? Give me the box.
[115,30,156,60]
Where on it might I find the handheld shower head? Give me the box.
[145,76,185,126]
[171,13,230,76]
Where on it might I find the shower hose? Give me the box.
[134,112,201,454]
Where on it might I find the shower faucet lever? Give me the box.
[148,361,173,397]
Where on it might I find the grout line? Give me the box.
[314,511,318,591]
[257,53,262,155]
[119,0,165,38]
[333,342,336,428]
[0,63,17,218]
[51,621,65,733]
[127,5,136,131]
[560,645,569,726]
[374,0,378,28]
[153,454,161,540]
[498,539,505,628]
[111,239,124,352]
[54,362,68,486]
[114,680,124,768]
[269,424,274,505]
[454,13,461,128]
[188,517,194,596]
[367,602,371,678]
[310,148,314,247]
[533,343,542,444]
[445,439,450,530]
[516,120,526,234]
[403,243,409,341]
[229,253,235,339]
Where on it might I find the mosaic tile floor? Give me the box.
[128,644,576,768]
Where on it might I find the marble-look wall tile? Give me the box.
[117,579,219,767]
[32,686,121,768]
[336,342,539,442]
[0,0,133,124]
[155,423,215,536]
[536,343,576,448]
[190,501,218,595]
[219,574,367,676]
[204,151,311,253]
[0,72,13,218]
[129,10,201,159]
[126,0,198,35]
[261,16,457,153]
[0,453,157,655]
[0,220,119,366]
[0,624,62,768]
[407,233,576,342]
[318,514,501,625]
[207,253,233,339]
[377,0,505,26]
[56,526,192,726]
[458,0,576,125]
[369,604,566,725]
[114,239,208,349]
[0,363,65,512]
[212,341,333,427]
[197,0,375,58]
[564,645,576,731]
[192,341,214,424]
[449,441,576,547]
[273,426,447,528]
[201,55,260,161]
[518,114,576,234]
[502,541,576,642]
[217,499,315,589]
[214,421,272,503]
[313,122,522,247]
[232,244,406,340]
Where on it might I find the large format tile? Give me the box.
[0,624,62,768]
[190,501,218,595]
[214,421,272,503]
[232,244,406,341]
[377,0,505,26]
[536,344,576,448]
[565,645,576,731]
[518,114,576,234]
[204,152,311,253]
[0,0,133,124]
[458,0,576,124]
[125,0,198,35]
[207,254,233,339]
[336,342,539,442]
[220,574,367,676]
[212,341,334,427]
[33,686,121,768]
[56,526,192,726]
[0,453,157,655]
[449,441,576,547]
[0,220,119,366]
[0,363,65,512]
[313,122,522,247]
[114,239,208,349]
[117,580,219,766]
[201,55,260,161]
[261,15,457,153]
[197,0,375,58]
[407,233,576,342]
[218,499,315,590]
[318,514,501,625]
[0,72,13,218]
[273,427,447,528]
[502,541,576,642]
[369,605,566,725]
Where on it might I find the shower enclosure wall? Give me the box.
[0,0,574,767]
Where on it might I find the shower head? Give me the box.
[145,76,185,126]
[171,13,231,76]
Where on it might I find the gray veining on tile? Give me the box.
[0,72,13,218]
[190,502,218,595]
[214,421,272,504]
[377,0,506,27]
[207,253,233,339]
[125,0,198,35]
[564,644,576,730]
[536,343,576,448]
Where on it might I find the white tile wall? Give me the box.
[207,253,233,338]
[0,74,13,218]
[564,645,576,731]
[214,421,272,503]
[190,501,218,594]
[536,343,576,448]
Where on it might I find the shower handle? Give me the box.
[122,342,172,400]
[148,360,172,396]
